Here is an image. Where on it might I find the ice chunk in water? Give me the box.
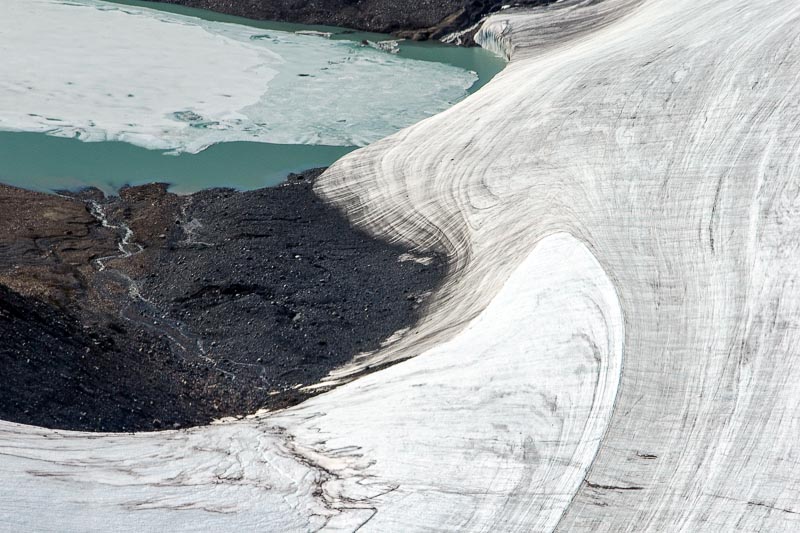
[0,0,478,153]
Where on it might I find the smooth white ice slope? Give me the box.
[0,0,476,152]
[313,0,800,530]
[0,233,622,532]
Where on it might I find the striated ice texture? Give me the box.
[0,0,477,153]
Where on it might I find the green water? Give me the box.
[1,1,505,195]
[0,132,355,194]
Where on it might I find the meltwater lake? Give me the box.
[0,0,504,193]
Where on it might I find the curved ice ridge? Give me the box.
[0,233,623,531]
[313,0,800,529]
[4,0,800,530]
[0,0,476,153]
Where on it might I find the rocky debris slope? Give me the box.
[0,172,443,432]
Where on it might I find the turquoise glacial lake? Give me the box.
[0,0,504,194]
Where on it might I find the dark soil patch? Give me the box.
[0,171,444,432]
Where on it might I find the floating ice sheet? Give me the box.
[0,0,477,153]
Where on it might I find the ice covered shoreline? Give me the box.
[0,0,476,153]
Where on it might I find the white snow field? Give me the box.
[0,0,476,152]
[3,0,800,530]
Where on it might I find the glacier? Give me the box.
[3,0,800,530]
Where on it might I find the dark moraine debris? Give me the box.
[0,170,445,432]
[150,0,559,43]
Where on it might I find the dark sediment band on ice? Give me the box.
[0,171,445,432]
[149,0,558,43]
